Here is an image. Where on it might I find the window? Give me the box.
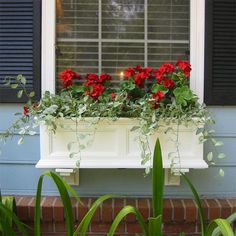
[0,0,41,103]
[56,0,190,89]
[42,0,205,101]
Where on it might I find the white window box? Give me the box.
[36,118,208,171]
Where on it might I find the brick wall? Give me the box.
[15,196,236,236]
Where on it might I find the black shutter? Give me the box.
[0,0,41,103]
[204,0,236,105]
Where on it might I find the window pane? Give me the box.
[102,0,144,39]
[148,0,190,40]
[56,0,98,39]
[102,42,144,82]
[148,43,189,67]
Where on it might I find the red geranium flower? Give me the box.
[85,73,100,86]
[124,68,135,78]
[134,73,144,87]
[152,90,165,102]
[110,93,117,99]
[155,63,175,83]
[134,65,143,73]
[23,105,29,116]
[60,69,80,88]
[176,60,192,77]
[100,73,112,82]
[87,83,105,99]
[163,78,176,88]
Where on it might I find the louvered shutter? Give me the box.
[204,0,236,105]
[0,0,41,103]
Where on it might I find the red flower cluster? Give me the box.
[85,73,112,99]
[60,69,81,88]
[124,65,153,87]
[23,105,29,116]
[151,90,165,109]
[155,63,175,83]
[176,60,192,77]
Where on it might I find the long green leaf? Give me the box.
[148,216,163,236]
[181,173,207,236]
[212,212,236,236]
[74,194,120,236]
[34,171,76,236]
[0,203,28,236]
[152,139,164,219]
[2,196,16,228]
[108,205,148,236]
[207,219,235,236]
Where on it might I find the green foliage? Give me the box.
[181,173,236,236]
[0,192,28,236]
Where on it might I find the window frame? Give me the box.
[41,0,205,102]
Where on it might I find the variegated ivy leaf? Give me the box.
[29,91,35,98]
[17,90,23,98]
[17,137,24,145]
[10,84,18,89]
[207,152,213,161]
[219,168,225,177]
[69,152,77,159]
[214,141,224,147]
[130,126,140,132]
[218,153,226,159]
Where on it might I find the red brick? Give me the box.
[42,197,56,222]
[54,222,66,232]
[125,198,136,222]
[114,198,125,217]
[172,199,184,222]
[183,199,197,222]
[163,222,196,233]
[91,223,125,233]
[217,199,231,218]
[90,198,101,222]
[53,197,64,222]
[163,199,173,222]
[137,198,149,219]
[206,199,221,220]
[70,197,79,221]
[201,199,209,221]
[41,222,54,232]
[28,197,35,221]
[126,223,143,234]
[16,196,34,221]
[78,198,89,223]
[101,198,113,222]
[228,199,236,212]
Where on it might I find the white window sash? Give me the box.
[41,0,205,102]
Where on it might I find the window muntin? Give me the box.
[56,0,190,89]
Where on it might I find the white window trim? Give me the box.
[41,0,205,102]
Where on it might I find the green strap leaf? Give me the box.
[74,194,121,236]
[148,216,163,236]
[35,171,79,236]
[181,173,207,236]
[0,203,28,236]
[152,139,164,219]
[108,205,148,236]
[207,219,235,236]
[212,212,236,236]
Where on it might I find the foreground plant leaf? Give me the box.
[108,205,148,236]
[206,219,235,236]
[0,202,28,236]
[181,173,207,236]
[74,194,121,236]
[35,171,81,236]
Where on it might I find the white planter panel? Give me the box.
[36,118,208,171]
